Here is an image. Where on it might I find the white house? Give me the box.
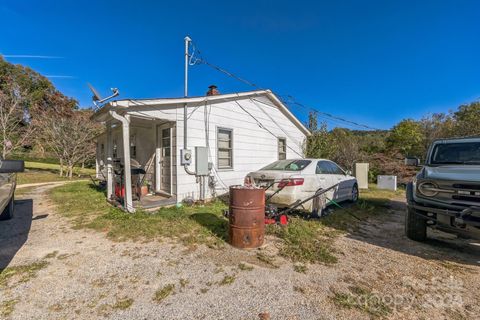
[92,88,310,212]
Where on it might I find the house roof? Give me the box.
[91,89,310,136]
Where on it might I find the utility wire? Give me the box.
[280,95,381,131]
[188,41,380,131]
[233,98,305,158]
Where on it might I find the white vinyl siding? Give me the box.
[217,128,233,169]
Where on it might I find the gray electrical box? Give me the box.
[195,147,209,176]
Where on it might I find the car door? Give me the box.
[327,161,352,201]
[315,161,337,200]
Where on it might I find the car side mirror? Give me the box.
[0,160,25,173]
[404,157,420,167]
[345,170,352,176]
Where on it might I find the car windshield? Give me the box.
[260,160,312,171]
[431,142,480,165]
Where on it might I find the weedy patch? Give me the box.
[48,303,64,312]
[43,251,59,259]
[267,218,338,265]
[153,284,175,302]
[256,252,278,268]
[238,263,254,271]
[0,260,49,288]
[112,298,134,310]
[332,285,392,318]
[219,275,236,286]
[293,286,306,294]
[179,278,189,288]
[0,299,18,317]
[293,264,308,273]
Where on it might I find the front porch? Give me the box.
[94,110,177,212]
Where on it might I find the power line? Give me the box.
[280,95,381,131]
[188,41,381,131]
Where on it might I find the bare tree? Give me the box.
[38,110,100,178]
[0,86,35,158]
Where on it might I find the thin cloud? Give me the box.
[45,75,76,79]
[2,55,64,59]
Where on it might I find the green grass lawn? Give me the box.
[49,181,228,248]
[49,181,403,264]
[16,161,95,185]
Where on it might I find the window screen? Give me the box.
[217,128,233,169]
[278,138,287,160]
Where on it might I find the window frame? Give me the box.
[278,137,287,160]
[216,127,234,170]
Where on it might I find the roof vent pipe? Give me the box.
[206,85,220,96]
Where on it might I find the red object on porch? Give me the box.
[115,184,125,198]
[279,215,288,225]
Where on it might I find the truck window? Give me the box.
[431,142,480,165]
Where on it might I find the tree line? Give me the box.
[305,101,480,183]
[0,56,101,178]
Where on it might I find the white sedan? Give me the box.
[246,159,358,215]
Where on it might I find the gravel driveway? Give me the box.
[0,184,479,319]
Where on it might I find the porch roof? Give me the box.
[91,89,310,136]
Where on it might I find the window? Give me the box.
[162,128,171,157]
[316,161,345,175]
[431,142,480,165]
[261,160,311,171]
[130,134,136,158]
[278,138,287,160]
[113,138,118,158]
[328,162,345,175]
[217,128,233,169]
[316,161,332,174]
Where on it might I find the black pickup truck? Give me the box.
[0,159,25,220]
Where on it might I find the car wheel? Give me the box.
[0,195,14,220]
[349,184,359,203]
[405,207,427,241]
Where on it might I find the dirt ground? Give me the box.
[1,184,479,319]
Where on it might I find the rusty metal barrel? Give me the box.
[228,186,265,249]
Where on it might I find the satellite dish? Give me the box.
[87,83,120,109]
[88,83,102,102]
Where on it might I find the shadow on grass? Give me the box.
[87,183,107,196]
[190,212,228,241]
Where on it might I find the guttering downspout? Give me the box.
[109,110,135,213]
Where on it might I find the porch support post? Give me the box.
[154,123,161,193]
[106,121,114,200]
[110,111,134,213]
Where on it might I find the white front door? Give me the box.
[155,124,172,195]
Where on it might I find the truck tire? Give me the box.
[0,195,14,220]
[405,206,427,241]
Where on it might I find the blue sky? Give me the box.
[1,0,479,130]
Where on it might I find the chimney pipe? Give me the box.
[206,85,220,96]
